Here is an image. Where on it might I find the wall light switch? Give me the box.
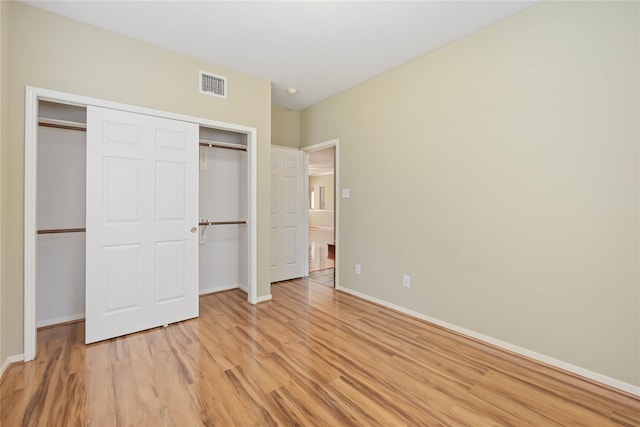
[342,188,350,199]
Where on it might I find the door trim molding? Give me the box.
[302,139,339,288]
[24,86,258,361]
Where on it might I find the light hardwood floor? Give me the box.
[309,227,334,272]
[2,279,639,426]
[308,268,335,288]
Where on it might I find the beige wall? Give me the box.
[301,1,640,386]
[271,106,300,148]
[0,0,8,364]
[2,2,272,359]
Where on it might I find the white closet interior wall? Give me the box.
[35,102,251,326]
[198,127,249,294]
[36,101,87,327]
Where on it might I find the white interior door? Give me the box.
[270,146,304,282]
[86,106,199,343]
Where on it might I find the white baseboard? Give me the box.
[255,294,272,303]
[199,284,239,295]
[36,313,85,329]
[1,354,24,379]
[338,286,640,397]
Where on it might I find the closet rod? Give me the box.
[199,142,247,152]
[199,220,247,226]
[38,119,87,132]
[37,228,86,234]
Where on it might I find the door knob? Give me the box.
[191,226,197,233]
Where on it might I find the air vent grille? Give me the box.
[200,71,227,98]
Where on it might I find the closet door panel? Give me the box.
[86,106,199,344]
[155,240,188,303]
[155,161,187,221]
[102,244,142,312]
[103,157,141,223]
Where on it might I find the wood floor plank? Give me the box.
[2,278,639,426]
[472,370,623,427]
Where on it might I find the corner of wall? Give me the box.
[0,0,10,368]
[271,105,301,149]
[298,1,640,387]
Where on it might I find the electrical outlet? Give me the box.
[355,264,361,275]
[403,275,411,288]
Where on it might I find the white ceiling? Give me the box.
[24,1,538,111]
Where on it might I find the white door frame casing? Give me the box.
[23,86,258,361]
[302,139,339,288]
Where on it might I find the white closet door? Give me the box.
[86,106,199,344]
[270,146,304,282]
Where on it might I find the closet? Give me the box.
[36,101,87,327]
[35,99,250,332]
[198,127,249,294]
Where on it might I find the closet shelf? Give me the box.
[38,118,87,132]
[38,228,86,234]
[199,140,247,152]
[199,220,247,226]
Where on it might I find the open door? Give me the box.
[270,146,304,282]
[85,106,199,343]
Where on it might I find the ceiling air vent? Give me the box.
[199,71,227,98]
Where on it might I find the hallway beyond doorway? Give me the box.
[304,139,339,290]
[308,227,334,287]
[308,227,334,272]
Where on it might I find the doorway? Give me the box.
[303,140,339,288]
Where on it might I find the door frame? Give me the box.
[24,86,258,361]
[301,139,340,288]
